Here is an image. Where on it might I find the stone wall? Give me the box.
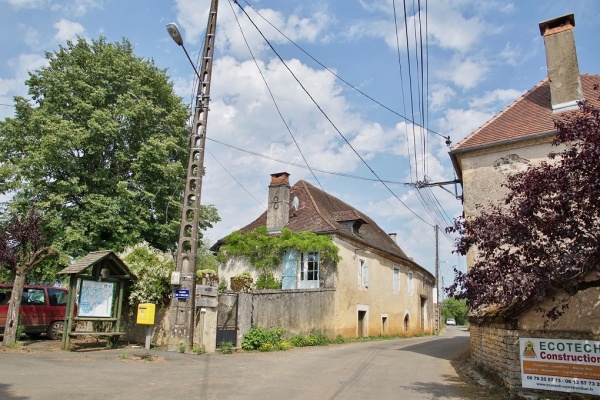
[470,322,600,394]
[469,323,522,389]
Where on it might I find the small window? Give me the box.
[358,259,369,289]
[23,289,45,305]
[407,271,414,295]
[393,266,400,293]
[48,289,68,306]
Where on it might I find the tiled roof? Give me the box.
[239,180,418,266]
[452,74,600,152]
[59,250,134,278]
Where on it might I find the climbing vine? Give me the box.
[217,227,341,271]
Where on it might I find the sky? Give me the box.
[1,0,599,295]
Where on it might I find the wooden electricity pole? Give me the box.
[167,0,219,352]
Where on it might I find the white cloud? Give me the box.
[53,19,86,43]
[426,1,486,53]
[469,88,522,109]
[440,56,490,90]
[429,85,456,111]
[436,108,493,142]
[4,0,49,9]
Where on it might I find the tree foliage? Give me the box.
[217,226,341,271]
[442,297,468,326]
[447,101,600,320]
[0,36,219,259]
[0,207,56,345]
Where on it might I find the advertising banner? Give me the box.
[520,338,600,396]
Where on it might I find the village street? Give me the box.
[0,327,500,400]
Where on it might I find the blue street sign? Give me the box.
[174,289,190,299]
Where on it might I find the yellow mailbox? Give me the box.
[136,303,156,325]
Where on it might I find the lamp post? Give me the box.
[165,0,219,352]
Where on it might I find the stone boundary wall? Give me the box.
[469,323,522,389]
[236,288,337,341]
[471,323,600,395]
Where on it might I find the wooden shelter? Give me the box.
[58,250,135,350]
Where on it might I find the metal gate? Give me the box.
[216,293,239,347]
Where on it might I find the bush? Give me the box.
[241,327,285,351]
[289,333,330,347]
[231,272,253,293]
[254,272,281,290]
[219,341,233,354]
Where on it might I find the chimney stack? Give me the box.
[266,172,291,233]
[539,13,582,113]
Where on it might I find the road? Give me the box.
[1,327,485,399]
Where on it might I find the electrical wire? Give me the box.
[227,0,338,211]
[238,0,448,141]
[233,0,434,227]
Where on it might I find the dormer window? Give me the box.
[333,211,367,236]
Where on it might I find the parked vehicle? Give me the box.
[446,318,456,326]
[0,284,75,340]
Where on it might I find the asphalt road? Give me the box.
[1,327,483,400]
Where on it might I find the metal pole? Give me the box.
[167,0,219,352]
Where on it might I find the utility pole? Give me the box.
[166,0,219,352]
[435,225,440,331]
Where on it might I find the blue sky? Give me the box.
[1,0,599,295]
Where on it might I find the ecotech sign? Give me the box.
[520,338,600,395]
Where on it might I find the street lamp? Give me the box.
[166,23,202,82]
[165,0,219,353]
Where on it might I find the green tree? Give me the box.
[442,297,468,326]
[0,36,219,262]
[0,208,56,346]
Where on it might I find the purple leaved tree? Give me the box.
[447,100,600,321]
[0,207,56,346]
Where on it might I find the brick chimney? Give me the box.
[539,13,582,113]
[266,172,291,233]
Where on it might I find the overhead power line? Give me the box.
[233,0,434,227]
[238,0,449,141]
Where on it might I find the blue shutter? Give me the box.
[281,249,297,290]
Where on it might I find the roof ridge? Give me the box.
[453,77,548,151]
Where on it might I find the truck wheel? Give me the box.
[46,321,64,340]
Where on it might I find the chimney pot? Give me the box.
[267,172,291,233]
[539,13,582,113]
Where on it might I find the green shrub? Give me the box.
[254,272,281,290]
[241,327,285,351]
[277,340,294,351]
[334,335,345,344]
[289,333,330,347]
[220,341,233,354]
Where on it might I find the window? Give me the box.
[299,252,319,289]
[393,266,400,293]
[23,288,45,305]
[358,259,369,289]
[407,270,414,295]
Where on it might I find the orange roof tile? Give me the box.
[452,74,600,152]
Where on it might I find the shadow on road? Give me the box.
[396,335,470,361]
[0,383,28,400]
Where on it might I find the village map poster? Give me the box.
[520,338,600,396]
[78,280,114,318]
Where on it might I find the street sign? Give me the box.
[174,289,190,299]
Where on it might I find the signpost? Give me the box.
[174,289,191,299]
[520,338,600,396]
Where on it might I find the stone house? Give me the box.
[214,172,436,339]
[448,14,600,393]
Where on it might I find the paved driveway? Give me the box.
[1,327,490,399]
